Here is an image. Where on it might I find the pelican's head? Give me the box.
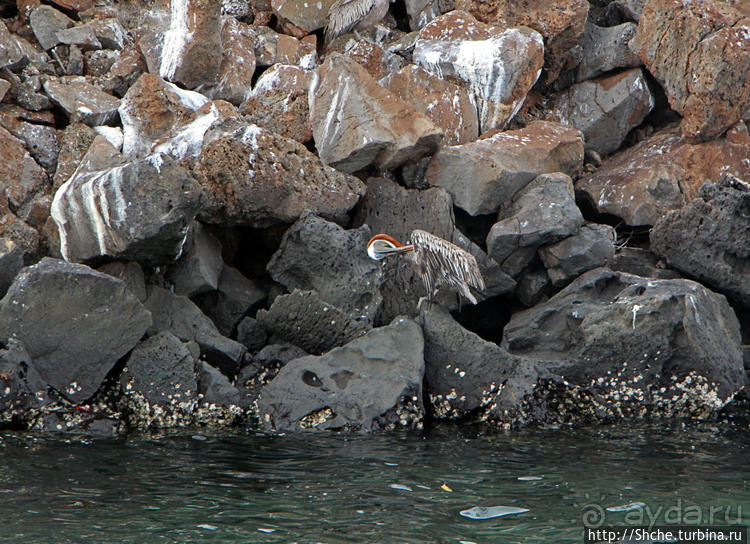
[367,233,414,261]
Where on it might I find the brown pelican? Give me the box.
[324,0,390,43]
[367,230,485,309]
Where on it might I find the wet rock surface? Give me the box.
[0,0,746,433]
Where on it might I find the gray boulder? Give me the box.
[236,342,309,409]
[426,121,584,216]
[650,175,750,307]
[0,339,48,425]
[502,267,746,422]
[43,76,121,126]
[487,173,584,277]
[96,261,147,302]
[29,5,74,50]
[256,289,371,355]
[539,223,616,288]
[267,214,383,321]
[419,306,537,422]
[575,21,641,81]
[257,317,425,432]
[50,152,202,265]
[120,332,198,428]
[0,258,152,402]
[607,247,681,280]
[144,285,247,377]
[165,222,223,297]
[196,360,242,407]
[516,268,551,307]
[236,317,268,352]
[0,238,23,298]
[547,68,654,156]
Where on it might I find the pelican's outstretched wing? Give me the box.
[325,0,377,42]
[409,229,485,303]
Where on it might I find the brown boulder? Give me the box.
[201,17,257,106]
[0,125,48,212]
[239,64,313,143]
[380,64,479,145]
[270,0,336,32]
[413,11,544,132]
[310,53,443,173]
[575,121,750,226]
[157,0,222,89]
[454,0,589,83]
[632,0,750,141]
[118,73,209,157]
[426,121,584,215]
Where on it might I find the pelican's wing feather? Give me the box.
[325,0,377,42]
[409,229,485,296]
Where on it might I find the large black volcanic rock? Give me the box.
[500,268,745,424]
[51,151,202,265]
[650,175,750,307]
[256,317,425,432]
[0,258,152,402]
[266,214,383,322]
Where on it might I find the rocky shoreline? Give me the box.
[0,0,748,434]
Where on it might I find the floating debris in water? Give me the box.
[191,434,207,441]
[389,483,413,492]
[517,476,543,481]
[606,502,646,512]
[440,483,453,492]
[416,484,431,490]
[459,506,530,519]
[258,528,276,533]
[196,524,217,530]
[384,462,398,466]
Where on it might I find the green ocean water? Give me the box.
[1,422,748,543]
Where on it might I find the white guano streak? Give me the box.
[153,103,219,160]
[160,0,193,80]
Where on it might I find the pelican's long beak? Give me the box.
[378,244,414,257]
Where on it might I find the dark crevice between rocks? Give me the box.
[453,207,495,252]
[250,63,271,89]
[50,103,71,132]
[39,0,80,21]
[451,294,514,345]
[207,224,286,292]
[574,191,651,249]
[0,4,18,19]
[619,71,681,152]
[390,0,411,33]
[728,300,750,374]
